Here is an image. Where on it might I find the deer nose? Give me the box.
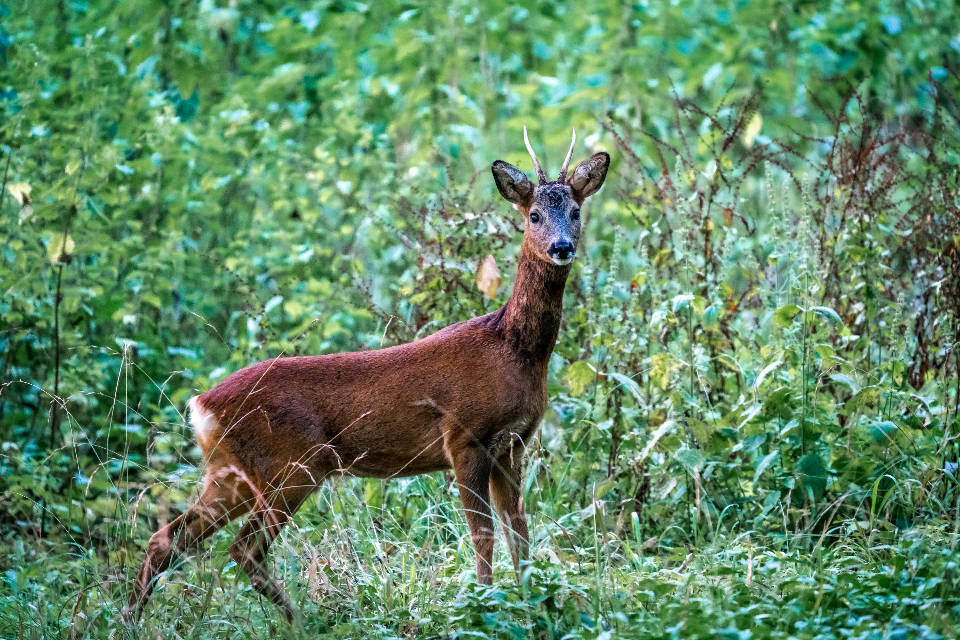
[548,240,575,260]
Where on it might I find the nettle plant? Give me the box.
[372,166,516,340]
[536,89,959,545]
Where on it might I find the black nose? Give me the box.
[548,240,575,260]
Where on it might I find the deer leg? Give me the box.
[489,447,529,577]
[452,446,495,584]
[228,484,313,622]
[127,466,254,618]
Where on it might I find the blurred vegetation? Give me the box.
[1,0,959,638]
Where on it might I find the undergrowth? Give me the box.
[2,2,960,638]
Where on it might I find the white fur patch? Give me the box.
[188,396,219,453]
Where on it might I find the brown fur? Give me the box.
[127,143,609,622]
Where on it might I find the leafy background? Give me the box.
[1,0,959,638]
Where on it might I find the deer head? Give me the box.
[491,127,610,266]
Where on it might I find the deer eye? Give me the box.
[530,211,541,224]
[571,208,581,220]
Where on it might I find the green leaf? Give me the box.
[672,294,694,312]
[594,478,617,499]
[772,303,801,329]
[47,234,75,264]
[264,295,284,314]
[869,420,898,444]
[565,361,596,397]
[753,357,782,391]
[742,112,762,147]
[689,418,713,443]
[761,490,781,516]
[675,447,705,473]
[650,353,672,391]
[609,372,643,403]
[797,453,827,499]
[363,480,382,508]
[754,450,779,485]
[702,303,721,330]
[141,292,162,309]
[808,305,843,325]
[829,373,858,393]
[7,181,31,205]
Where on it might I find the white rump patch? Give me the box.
[188,396,219,453]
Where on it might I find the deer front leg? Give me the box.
[451,445,495,584]
[489,447,529,577]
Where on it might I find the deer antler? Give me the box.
[558,128,576,181]
[523,124,547,184]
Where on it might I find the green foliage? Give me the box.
[2,0,960,638]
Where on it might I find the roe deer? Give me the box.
[127,129,610,621]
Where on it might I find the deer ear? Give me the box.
[568,152,610,202]
[492,160,534,206]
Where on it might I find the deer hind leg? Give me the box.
[489,445,529,578]
[228,482,314,623]
[127,463,255,617]
[452,445,495,585]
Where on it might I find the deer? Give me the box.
[126,129,610,622]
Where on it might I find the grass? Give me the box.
[2,417,959,639]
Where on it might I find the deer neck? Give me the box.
[500,242,571,366]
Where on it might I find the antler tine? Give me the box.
[523,124,547,184]
[558,127,576,181]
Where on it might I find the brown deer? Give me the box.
[127,129,610,622]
